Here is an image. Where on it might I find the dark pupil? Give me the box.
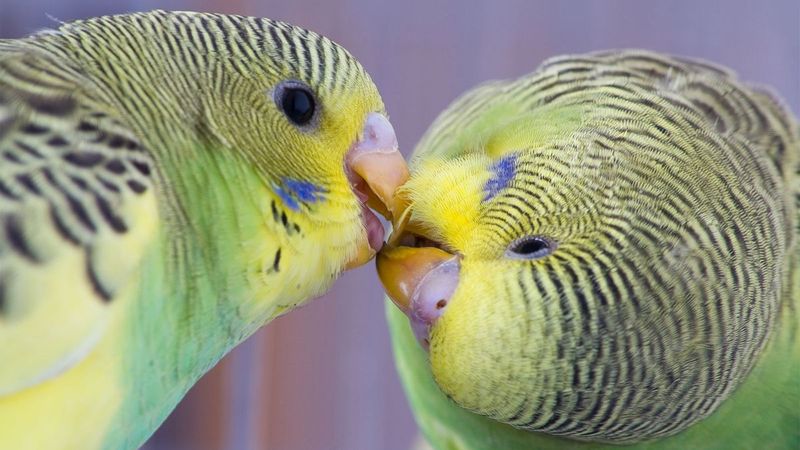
[282,88,315,125]
[512,237,550,256]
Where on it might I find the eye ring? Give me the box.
[273,80,318,127]
[505,235,556,260]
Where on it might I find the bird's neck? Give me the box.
[149,140,290,343]
[130,132,344,369]
[106,145,300,448]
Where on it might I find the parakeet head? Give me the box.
[49,11,408,304]
[378,52,790,443]
[161,12,408,272]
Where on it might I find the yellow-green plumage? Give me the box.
[387,50,798,448]
[1,10,388,449]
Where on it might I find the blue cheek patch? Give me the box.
[275,178,327,211]
[483,153,518,202]
[283,178,327,202]
[274,185,300,210]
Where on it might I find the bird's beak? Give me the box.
[376,246,455,313]
[377,245,460,348]
[344,113,409,270]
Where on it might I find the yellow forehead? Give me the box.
[403,155,493,251]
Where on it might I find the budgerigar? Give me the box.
[378,50,798,449]
[0,10,408,449]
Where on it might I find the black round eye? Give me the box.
[275,81,316,126]
[506,236,556,260]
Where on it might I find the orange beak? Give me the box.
[373,165,460,348]
[376,246,455,313]
[344,113,410,270]
[377,244,460,349]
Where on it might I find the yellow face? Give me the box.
[193,20,408,279]
[382,145,612,419]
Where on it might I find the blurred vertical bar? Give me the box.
[226,329,268,450]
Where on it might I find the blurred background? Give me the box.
[1,1,797,449]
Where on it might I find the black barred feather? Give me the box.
[415,50,799,443]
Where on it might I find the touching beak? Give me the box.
[376,245,460,348]
[344,113,410,269]
[376,246,453,313]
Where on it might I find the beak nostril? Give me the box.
[436,299,447,309]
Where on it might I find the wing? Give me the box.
[0,43,158,395]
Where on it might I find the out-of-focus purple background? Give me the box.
[2,1,797,449]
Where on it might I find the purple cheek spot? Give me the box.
[283,178,327,202]
[483,153,518,202]
[274,178,328,210]
[274,185,300,210]
[408,257,460,349]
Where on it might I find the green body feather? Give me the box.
[388,50,799,449]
